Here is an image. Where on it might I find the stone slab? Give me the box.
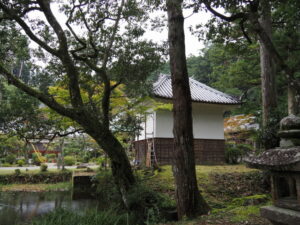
[261,205,300,225]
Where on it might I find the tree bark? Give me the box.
[166,0,210,219]
[84,125,135,208]
[259,0,277,127]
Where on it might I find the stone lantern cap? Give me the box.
[278,115,300,139]
[280,115,300,130]
[245,147,300,171]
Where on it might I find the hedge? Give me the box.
[0,171,72,184]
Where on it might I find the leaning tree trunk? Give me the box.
[259,0,277,128]
[88,128,135,208]
[166,0,210,219]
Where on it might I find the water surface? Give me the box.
[0,191,100,225]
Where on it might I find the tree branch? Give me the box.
[102,0,125,69]
[0,2,60,57]
[36,0,84,109]
[240,18,252,44]
[0,64,75,120]
[204,2,245,22]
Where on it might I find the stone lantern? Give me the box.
[245,115,300,225]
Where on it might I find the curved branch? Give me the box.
[204,2,245,22]
[102,0,125,69]
[0,64,75,120]
[0,2,60,57]
[240,18,252,44]
[37,0,84,108]
[37,0,68,53]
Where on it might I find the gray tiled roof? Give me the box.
[153,74,240,105]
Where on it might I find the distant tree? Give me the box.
[195,0,300,116]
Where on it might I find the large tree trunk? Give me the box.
[166,0,210,219]
[89,128,135,208]
[259,0,277,127]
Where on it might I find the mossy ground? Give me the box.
[142,165,271,225]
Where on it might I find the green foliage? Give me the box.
[0,135,24,158]
[14,169,21,175]
[17,159,25,167]
[225,143,252,164]
[1,163,11,167]
[255,110,283,149]
[32,154,47,166]
[5,154,16,164]
[45,154,57,162]
[29,208,129,225]
[40,164,48,172]
[0,171,72,184]
[127,184,175,224]
[63,156,76,166]
[93,170,175,224]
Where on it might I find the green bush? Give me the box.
[32,153,47,165]
[45,154,57,161]
[17,159,25,167]
[5,154,16,164]
[2,162,11,167]
[225,143,252,164]
[30,208,129,225]
[94,171,173,224]
[0,171,72,184]
[40,164,48,172]
[64,156,76,166]
[15,169,21,175]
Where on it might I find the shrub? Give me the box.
[64,156,76,166]
[225,143,252,164]
[30,208,129,225]
[32,154,47,166]
[5,154,16,164]
[40,164,48,172]
[0,170,72,184]
[17,159,25,167]
[14,169,21,175]
[2,163,11,167]
[45,154,57,161]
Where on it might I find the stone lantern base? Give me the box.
[261,206,300,225]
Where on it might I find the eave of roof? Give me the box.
[153,74,241,105]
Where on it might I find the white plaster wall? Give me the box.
[136,112,155,140]
[154,103,227,139]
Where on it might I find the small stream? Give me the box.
[0,191,100,225]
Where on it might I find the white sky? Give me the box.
[145,10,211,56]
[28,3,211,60]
